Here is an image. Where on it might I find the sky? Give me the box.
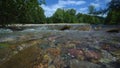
[41,0,111,17]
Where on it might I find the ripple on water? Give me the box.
[0,29,13,33]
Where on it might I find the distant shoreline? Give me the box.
[0,24,120,32]
[0,23,90,27]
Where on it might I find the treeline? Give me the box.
[46,8,105,24]
[0,0,120,25]
[1,0,46,25]
[105,0,120,24]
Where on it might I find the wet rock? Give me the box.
[85,50,101,60]
[94,26,102,31]
[109,61,120,68]
[68,49,84,58]
[68,48,102,62]
[61,53,71,62]
[100,50,116,63]
[100,42,120,51]
[43,54,52,64]
[46,48,61,57]
[65,41,81,49]
[77,26,91,31]
[106,28,120,33]
[48,36,57,42]
[70,59,101,68]
[13,51,18,54]
[48,65,55,68]
[17,46,24,51]
[60,25,71,30]
[38,44,50,50]
[111,50,120,62]
[33,63,47,68]
[101,44,111,50]
[66,43,76,49]
[53,56,64,68]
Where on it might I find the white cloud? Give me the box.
[105,0,111,2]
[90,3,100,8]
[79,7,88,14]
[41,0,86,17]
[59,0,86,5]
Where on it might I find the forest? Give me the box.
[0,0,120,25]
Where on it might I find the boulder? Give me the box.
[70,59,101,68]
[106,28,120,33]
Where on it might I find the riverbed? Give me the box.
[0,24,120,68]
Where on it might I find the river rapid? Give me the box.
[0,25,120,68]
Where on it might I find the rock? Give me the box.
[48,65,55,68]
[77,54,85,61]
[68,48,102,62]
[85,50,101,60]
[65,41,81,48]
[94,26,102,30]
[13,51,18,54]
[46,48,61,57]
[111,50,120,62]
[106,28,120,33]
[39,44,50,49]
[100,50,116,63]
[48,36,57,42]
[43,54,52,64]
[17,46,24,51]
[101,44,111,50]
[53,56,64,68]
[8,26,24,31]
[70,59,101,68]
[100,42,120,51]
[66,43,76,49]
[68,49,84,58]
[60,25,71,30]
[33,63,44,68]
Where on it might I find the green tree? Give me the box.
[65,9,78,23]
[105,0,120,24]
[52,8,64,23]
[76,13,104,24]
[0,0,46,26]
[88,5,96,15]
[94,0,120,24]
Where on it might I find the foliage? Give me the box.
[0,0,46,25]
[88,5,96,15]
[1,0,119,25]
[52,8,64,23]
[76,13,104,24]
[49,8,104,24]
[94,0,120,24]
[105,0,120,24]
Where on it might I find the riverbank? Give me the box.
[0,24,120,31]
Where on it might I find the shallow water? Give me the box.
[0,26,120,68]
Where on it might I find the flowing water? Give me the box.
[0,25,120,68]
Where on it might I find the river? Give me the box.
[0,24,120,68]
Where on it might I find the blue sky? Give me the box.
[41,0,111,17]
